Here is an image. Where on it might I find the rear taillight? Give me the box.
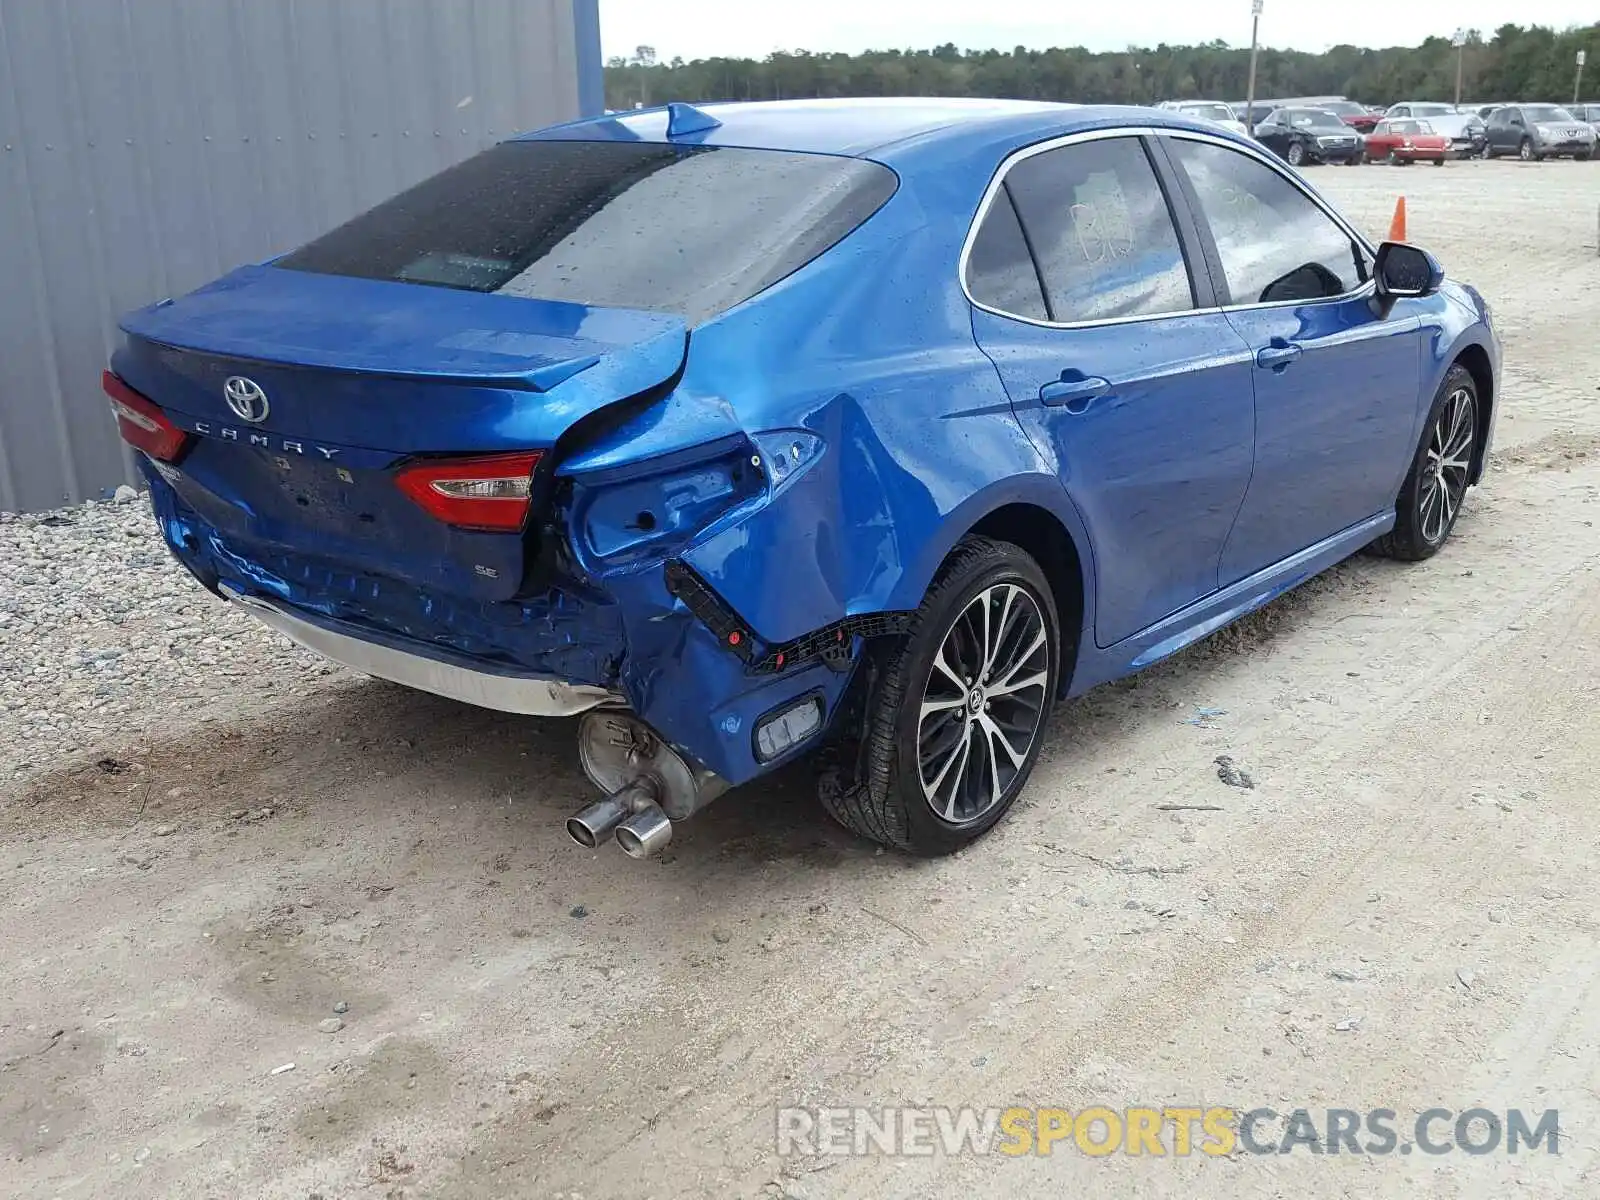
[394,451,543,531]
[103,370,190,462]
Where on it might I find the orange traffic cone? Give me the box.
[1387,195,1407,242]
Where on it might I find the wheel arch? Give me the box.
[1450,341,1496,484]
[968,504,1087,696]
[894,479,1094,698]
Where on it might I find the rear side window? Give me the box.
[1002,138,1196,324]
[966,187,1048,321]
[1167,138,1370,305]
[277,140,898,325]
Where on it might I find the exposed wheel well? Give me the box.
[1452,344,1495,483]
[968,504,1085,694]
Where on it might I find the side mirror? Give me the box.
[1372,241,1444,314]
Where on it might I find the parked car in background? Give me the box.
[1467,103,1508,122]
[1159,100,1250,138]
[1315,98,1382,132]
[1235,99,1283,127]
[1571,103,1600,134]
[1254,107,1366,165]
[1482,105,1597,160]
[1383,103,1486,157]
[99,98,1501,857]
[1365,118,1450,165]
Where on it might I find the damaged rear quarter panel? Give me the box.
[671,181,1082,646]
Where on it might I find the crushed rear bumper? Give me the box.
[222,585,620,716]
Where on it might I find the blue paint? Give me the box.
[111,99,1500,795]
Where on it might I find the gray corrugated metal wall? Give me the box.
[0,0,601,512]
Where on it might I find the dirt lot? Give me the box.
[4,159,1600,1200]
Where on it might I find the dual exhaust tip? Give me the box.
[565,781,672,859]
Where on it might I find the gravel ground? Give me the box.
[0,493,328,780]
[3,160,1600,1200]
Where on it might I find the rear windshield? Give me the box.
[277,140,899,325]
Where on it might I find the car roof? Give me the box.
[514,97,1232,164]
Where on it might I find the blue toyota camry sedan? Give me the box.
[105,98,1500,858]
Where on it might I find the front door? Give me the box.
[965,134,1256,647]
[1160,135,1425,584]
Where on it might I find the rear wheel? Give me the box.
[1371,365,1479,561]
[818,537,1060,855]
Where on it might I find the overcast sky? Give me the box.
[600,0,1596,60]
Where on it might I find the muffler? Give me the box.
[568,710,729,858]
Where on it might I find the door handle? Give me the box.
[1255,339,1303,371]
[1040,375,1111,413]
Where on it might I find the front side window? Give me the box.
[277,140,898,325]
[1167,138,1369,306]
[1001,137,1195,324]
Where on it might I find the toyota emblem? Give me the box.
[223,376,270,423]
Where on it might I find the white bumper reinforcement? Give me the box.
[222,586,622,718]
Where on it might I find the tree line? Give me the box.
[605,24,1597,111]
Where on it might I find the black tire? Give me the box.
[1370,364,1480,562]
[1519,138,1538,162]
[1385,149,1400,165]
[1480,142,1495,160]
[817,536,1061,856]
[1432,157,1446,167]
[1286,141,1306,167]
[1578,151,1593,162]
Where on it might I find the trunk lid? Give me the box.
[117,265,687,452]
[114,266,687,603]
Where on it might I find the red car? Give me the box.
[1319,98,1381,133]
[1365,118,1450,165]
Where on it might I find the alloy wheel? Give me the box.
[1287,143,1305,166]
[1419,387,1476,545]
[916,583,1051,825]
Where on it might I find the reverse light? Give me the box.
[102,370,190,462]
[754,696,825,762]
[394,451,542,531]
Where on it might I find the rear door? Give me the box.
[966,133,1256,648]
[1159,134,1424,583]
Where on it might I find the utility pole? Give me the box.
[1245,0,1263,134]
[1452,30,1467,107]
[1577,49,1587,106]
